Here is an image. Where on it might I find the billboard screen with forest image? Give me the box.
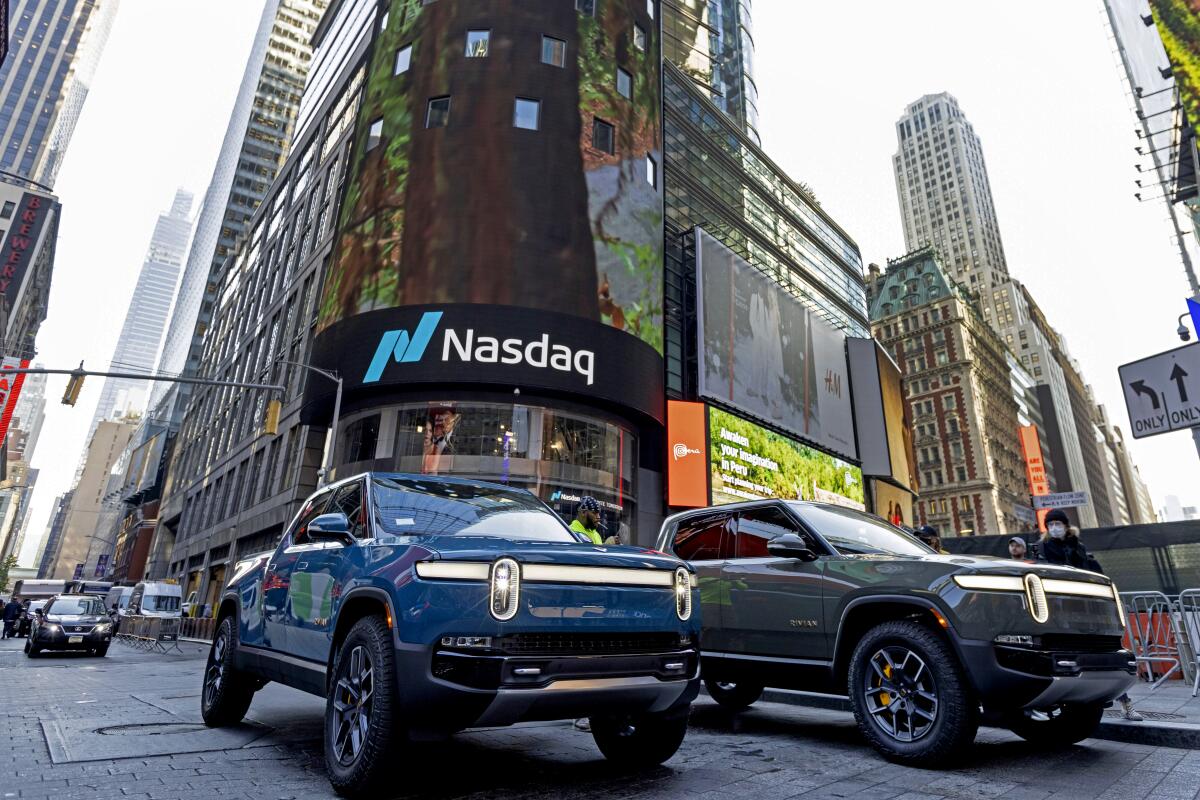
[318,0,663,354]
[709,406,864,509]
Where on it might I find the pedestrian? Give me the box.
[569,496,604,545]
[2,595,22,639]
[1008,536,1028,560]
[1038,509,1143,721]
[915,524,946,553]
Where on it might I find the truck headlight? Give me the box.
[1024,573,1050,624]
[1112,583,1126,629]
[490,558,520,621]
[674,568,692,621]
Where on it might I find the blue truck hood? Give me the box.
[418,536,687,571]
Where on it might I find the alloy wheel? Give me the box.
[203,632,226,709]
[331,645,374,766]
[862,645,939,743]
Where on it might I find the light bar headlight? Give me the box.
[952,574,1024,591]
[1112,583,1126,629]
[490,558,520,621]
[674,567,692,621]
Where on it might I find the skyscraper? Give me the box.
[84,189,193,442]
[150,0,326,415]
[0,0,119,188]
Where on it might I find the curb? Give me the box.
[706,687,1200,750]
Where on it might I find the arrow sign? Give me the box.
[1130,379,1160,409]
[1172,363,1190,402]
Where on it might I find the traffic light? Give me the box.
[263,398,282,436]
[62,366,85,406]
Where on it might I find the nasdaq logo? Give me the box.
[363,311,444,382]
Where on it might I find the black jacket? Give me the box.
[2,600,21,622]
[1041,536,1102,573]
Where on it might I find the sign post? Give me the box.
[1118,343,1200,438]
[1032,491,1089,511]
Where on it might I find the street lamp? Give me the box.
[276,359,343,487]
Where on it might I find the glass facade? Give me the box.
[335,401,638,543]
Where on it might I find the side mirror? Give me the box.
[767,533,819,562]
[308,512,355,546]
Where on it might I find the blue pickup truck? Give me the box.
[201,473,700,797]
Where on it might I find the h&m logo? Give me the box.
[363,310,596,385]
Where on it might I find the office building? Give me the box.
[0,367,43,558]
[868,248,1028,536]
[42,417,135,579]
[0,0,119,188]
[33,489,66,577]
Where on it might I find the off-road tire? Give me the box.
[324,615,401,798]
[590,708,690,766]
[848,620,978,767]
[200,616,255,726]
[1006,703,1104,746]
[704,678,763,711]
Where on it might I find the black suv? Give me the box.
[658,500,1135,765]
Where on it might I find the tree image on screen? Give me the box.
[319,0,662,353]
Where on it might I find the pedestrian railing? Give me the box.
[178,616,216,643]
[1175,589,1200,696]
[114,615,183,654]
[1122,591,1184,691]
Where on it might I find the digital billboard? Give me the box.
[318,1,663,355]
[695,229,856,460]
[709,406,864,509]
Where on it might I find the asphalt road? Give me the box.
[1,634,1198,800]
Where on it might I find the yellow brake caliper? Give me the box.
[879,663,892,706]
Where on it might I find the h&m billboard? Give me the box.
[695,229,856,460]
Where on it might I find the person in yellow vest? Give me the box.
[569,496,604,544]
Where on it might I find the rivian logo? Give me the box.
[363,310,596,385]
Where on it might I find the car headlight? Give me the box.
[674,567,692,621]
[95,623,112,633]
[1024,573,1050,624]
[43,623,60,634]
[1112,583,1126,629]
[489,558,520,621]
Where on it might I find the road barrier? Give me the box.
[1122,591,1189,691]
[114,615,183,654]
[178,616,216,642]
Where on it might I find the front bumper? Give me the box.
[395,639,700,733]
[35,626,112,650]
[959,637,1136,710]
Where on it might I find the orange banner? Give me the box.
[1018,425,1050,530]
[667,400,709,508]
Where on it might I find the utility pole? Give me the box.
[275,360,342,487]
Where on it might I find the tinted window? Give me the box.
[291,490,334,545]
[673,514,732,561]
[46,597,105,616]
[735,507,806,558]
[330,481,367,538]
[142,595,181,613]
[372,477,573,542]
[792,504,931,556]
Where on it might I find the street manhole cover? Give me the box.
[1104,709,1186,721]
[96,722,209,736]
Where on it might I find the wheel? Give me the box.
[704,678,763,711]
[200,617,255,727]
[1005,703,1104,746]
[590,708,690,767]
[848,620,978,767]
[24,640,39,657]
[324,615,400,798]
[94,644,109,658]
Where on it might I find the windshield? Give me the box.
[27,601,46,613]
[372,477,575,542]
[141,594,180,613]
[791,504,932,556]
[46,597,106,616]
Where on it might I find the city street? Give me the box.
[1,636,1198,800]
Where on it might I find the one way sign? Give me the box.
[1119,342,1200,439]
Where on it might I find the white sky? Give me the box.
[753,0,1199,518]
[15,1,1200,565]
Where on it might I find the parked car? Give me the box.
[104,586,134,631]
[658,500,1136,766]
[18,599,46,637]
[25,594,114,657]
[202,473,700,797]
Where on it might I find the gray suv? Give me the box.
[658,500,1135,765]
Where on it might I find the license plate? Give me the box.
[68,635,83,644]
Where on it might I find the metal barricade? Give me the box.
[114,615,183,654]
[1176,590,1200,696]
[1122,591,1183,690]
[178,616,216,643]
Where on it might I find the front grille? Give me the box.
[495,632,688,656]
[64,625,93,634]
[1038,633,1124,653]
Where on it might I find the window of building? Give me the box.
[592,117,614,154]
[617,67,632,99]
[513,98,540,130]
[394,44,411,75]
[647,0,655,17]
[380,9,389,29]
[576,0,595,14]
[645,154,656,187]
[541,35,566,67]
[426,96,451,128]
[367,118,383,150]
[465,29,490,57]
[0,201,13,219]
[956,466,967,482]
[942,394,957,410]
[633,23,646,50]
